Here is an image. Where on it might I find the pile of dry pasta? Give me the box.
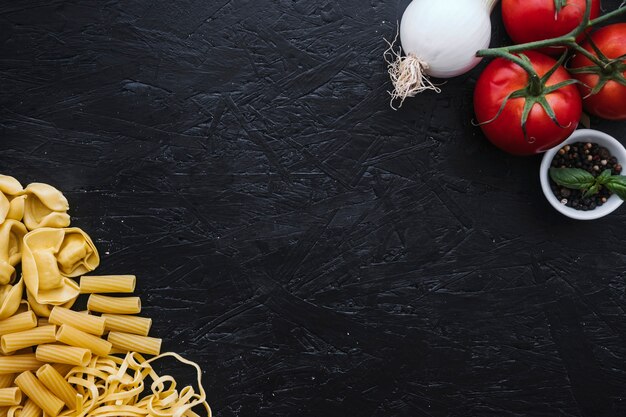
[0,175,211,417]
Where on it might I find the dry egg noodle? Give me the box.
[0,175,211,416]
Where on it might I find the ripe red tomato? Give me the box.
[474,51,582,155]
[570,23,626,121]
[502,0,600,55]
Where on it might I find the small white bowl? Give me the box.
[540,129,626,220]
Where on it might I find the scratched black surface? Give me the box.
[1,0,626,416]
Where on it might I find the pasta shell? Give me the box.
[27,290,75,318]
[57,228,100,277]
[0,276,23,320]
[6,195,26,222]
[22,228,99,306]
[0,175,25,223]
[0,220,28,285]
[23,183,70,230]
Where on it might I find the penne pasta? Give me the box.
[0,354,43,374]
[49,307,105,336]
[79,275,136,294]
[0,387,21,406]
[14,371,64,417]
[102,314,152,336]
[1,325,56,354]
[36,364,78,409]
[36,345,91,367]
[0,311,37,336]
[86,295,141,314]
[107,332,161,356]
[55,325,111,357]
[20,399,42,417]
[37,318,49,327]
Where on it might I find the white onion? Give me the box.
[386,0,499,108]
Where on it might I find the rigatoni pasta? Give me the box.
[36,364,77,409]
[0,354,43,374]
[0,375,13,389]
[0,311,36,336]
[0,387,21,406]
[55,324,111,357]
[19,399,42,417]
[48,306,105,336]
[107,332,162,356]
[1,325,56,354]
[102,314,151,336]
[86,294,141,314]
[36,344,91,367]
[14,370,64,416]
[79,275,136,294]
[50,363,74,378]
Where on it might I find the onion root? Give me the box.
[384,33,441,110]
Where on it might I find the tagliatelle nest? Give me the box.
[384,35,441,110]
[58,352,211,417]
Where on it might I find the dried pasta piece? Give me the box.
[36,364,78,409]
[107,332,161,356]
[0,354,43,374]
[36,345,91,367]
[79,275,136,294]
[18,398,42,417]
[0,387,21,406]
[22,228,99,306]
[55,325,111,357]
[26,291,75,319]
[0,220,27,285]
[102,314,151,336]
[87,295,140,314]
[0,375,13,389]
[0,175,25,224]
[14,371,65,417]
[0,278,24,320]
[1,325,57,354]
[22,183,70,231]
[63,352,211,417]
[49,306,105,336]
[0,311,37,336]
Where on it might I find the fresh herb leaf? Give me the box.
[597,169,612,185]
[583,183,600,198]
[549,168,595,189]
[605,176,626,200]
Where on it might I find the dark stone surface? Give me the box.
[1,1,625,416]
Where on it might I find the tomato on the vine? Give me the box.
[502,0,601,55]
[570,23,626,121]
[474,51,582,155]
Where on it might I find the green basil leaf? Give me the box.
[549,168,595,189]
[583,183,600,198]
[597,169,612,185]
[605,176,626,200]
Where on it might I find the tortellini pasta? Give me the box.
[23,182,71,231]
[22,227,99,306]
[0,277,23,320]
[0,219,28,285]
[0,174,26,223]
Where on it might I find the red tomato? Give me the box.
[502,0,600,55]
[570,23,626,121]
[474,51,582,155]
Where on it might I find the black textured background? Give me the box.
[2,1,626,416]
